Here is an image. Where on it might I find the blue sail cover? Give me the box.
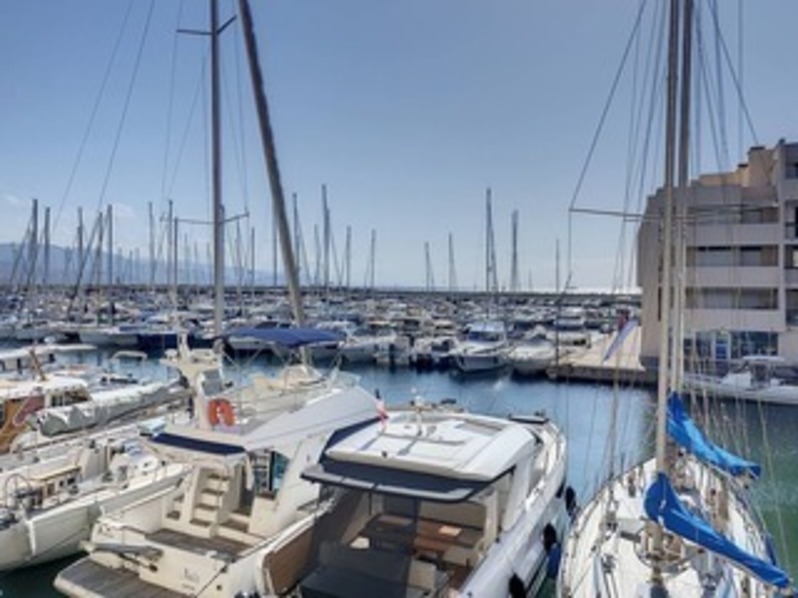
[224,327,344,349]
[667,392,761,479]
[645,473,791,590]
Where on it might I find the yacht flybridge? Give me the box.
[55,331,384,597]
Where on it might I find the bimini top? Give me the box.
[303,410,537,501]
[224,326,344,349]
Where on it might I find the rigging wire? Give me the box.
[92,0,157,219]
[159,0,186,212]
[52,1,136,235]
[566,0,649,281]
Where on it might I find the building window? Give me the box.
[689,245,777,267]
[786,247,798,269]
[686,288,778,310]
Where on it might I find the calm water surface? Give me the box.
[1,354,795,596]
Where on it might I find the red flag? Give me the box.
[375,397,388,428]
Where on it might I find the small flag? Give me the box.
[603,318,638,362]
[374,390,388,428]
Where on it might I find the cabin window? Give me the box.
[201,370,225,396]
[250,450,289,496]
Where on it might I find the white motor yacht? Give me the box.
[683,355,798,405]
[452,321,510,373]
[263,402,568,598]
[55,330,385,597]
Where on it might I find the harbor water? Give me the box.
[0,353,796,596]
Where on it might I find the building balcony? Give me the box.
[686,308,785,333]
[685,266,781,288]
[691,222,782,246]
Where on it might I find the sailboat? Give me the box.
[558,1,793,596]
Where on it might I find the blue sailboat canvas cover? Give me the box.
[667,392,761,479]
[645,472,791,590]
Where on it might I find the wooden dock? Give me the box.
[546,327,656,387]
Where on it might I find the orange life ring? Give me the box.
[207,398,235,427]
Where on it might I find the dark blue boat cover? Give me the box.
[668,392,761,479]
[225,326,344,349]
[645,472,791,590]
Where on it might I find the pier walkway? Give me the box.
[546,327,656,387]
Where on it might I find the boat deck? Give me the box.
[147,528,250,558]
[56,558,182,598]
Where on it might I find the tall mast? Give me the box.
[671,0,693,392]
[210,0,225,335]
[292,193,301,284]
[28,198,39,293]
[43,206,50,289]
[166,199,174,289]
[238,0,305,324]
[313,224,321,287]
[172,216,179,310]
[345,225,352,289]
[77,207,84,276]
[369,229,376,291]
[485,189,491,293]
[485,188,498,294]
[106,204,114,288]
[510,209,519,293]
[322,184,330,295]
[424,241,434,292]
[652,0,681,583]
[148,201,155,287]
[448,232,457,292]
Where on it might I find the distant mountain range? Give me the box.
[0,243,280,287]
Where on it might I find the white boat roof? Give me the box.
[324,410,535,481]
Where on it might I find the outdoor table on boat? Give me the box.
[361,513,480,558]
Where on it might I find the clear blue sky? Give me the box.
[2,1,798,291]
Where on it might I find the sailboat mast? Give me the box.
[671,0,693,392]
[237,0,305,325]
[652,0,681,579]
[510,209,519,293]
[211,0,225,335]
[345,225,351,289]
[448,232,457,292]
[43,206,50,289]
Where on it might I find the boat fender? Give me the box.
[565,485,577,518]
[542,523,558,552]
[543,524,562,578]
[207,398,235,427]
[508,573,525,598]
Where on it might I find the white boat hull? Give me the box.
[0,463,186,571]
[684,373,798,405]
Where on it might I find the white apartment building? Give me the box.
[638,139,798,370]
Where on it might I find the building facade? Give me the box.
[638,139,798,369]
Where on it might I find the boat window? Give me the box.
[251,450,290,496]
[201,370,225,396]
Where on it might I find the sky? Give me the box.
[2,0,798,292]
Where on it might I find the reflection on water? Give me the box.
[0,354,795,595]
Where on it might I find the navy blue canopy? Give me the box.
[668,392,761,479]
[225,326,344,349]
[645,472,791,590]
